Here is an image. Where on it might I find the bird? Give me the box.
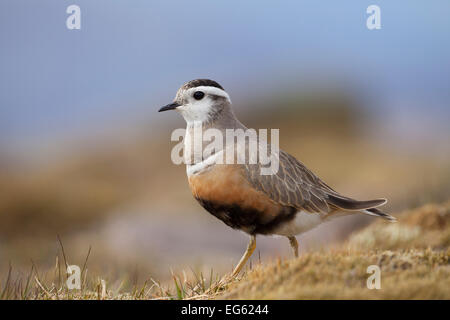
[159,79,396,278]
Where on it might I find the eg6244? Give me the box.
[225,304,269,315]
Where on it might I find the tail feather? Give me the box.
[363,207,397,222]
[327,194,396,222]
[327,194,387,211]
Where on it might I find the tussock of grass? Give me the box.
[218,202,450,299]
[349,202,450,250]
[220,248,449,299]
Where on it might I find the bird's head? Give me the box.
[159,79,231,124]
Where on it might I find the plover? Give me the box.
[159,79,395,277]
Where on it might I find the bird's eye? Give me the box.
[193,91,205,100]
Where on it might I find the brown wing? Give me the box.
[244,149,386,215]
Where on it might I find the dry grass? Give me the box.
[220,201,450,299]
[1,202,449,300]
[220,249,449,299]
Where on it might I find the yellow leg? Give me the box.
[287,236,298,258]
[231,235,256,278]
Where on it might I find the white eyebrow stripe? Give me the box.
[187,86,231,103]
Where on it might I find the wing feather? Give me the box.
[244,148,384,215]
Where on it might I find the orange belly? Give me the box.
[188,164,296,234]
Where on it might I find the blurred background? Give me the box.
[1,0,449,287]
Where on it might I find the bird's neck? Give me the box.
[184,109,247,167]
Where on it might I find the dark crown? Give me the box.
[182,79,224,91]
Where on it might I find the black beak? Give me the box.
[158,102,180,112]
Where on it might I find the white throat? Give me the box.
[176,86,231,125]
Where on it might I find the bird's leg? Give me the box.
[231,235,256,278]
[287,236,298,258]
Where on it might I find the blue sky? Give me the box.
[1,1,449,149]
